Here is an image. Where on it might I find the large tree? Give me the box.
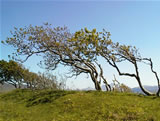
[2,24,111,91]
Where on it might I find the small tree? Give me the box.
[22,69,61,90]
[112,75,131,92]
[120,84,132,93]
[34,72,59,90]
[0,60,24,88]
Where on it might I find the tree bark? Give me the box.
[156,87,160,96]
[136,77,154,96]
[134,62,154,96]
[90,73,102,91]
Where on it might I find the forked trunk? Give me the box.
[90,73,102,91]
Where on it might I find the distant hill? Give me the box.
[0,83,15,92]
[132,85,158,94]
[1,83,158,94]
[82,84,115,91]
[83,85,158,94]
[82,87,95,91]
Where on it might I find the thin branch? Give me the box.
[110,58,137,78]
[142,58,160,87]
[20,49,48,63]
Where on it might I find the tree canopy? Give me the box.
[2,23,160,96]
[2,24,112,91]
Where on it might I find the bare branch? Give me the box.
[142,58,160,87]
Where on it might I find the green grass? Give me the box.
[0,89,160,121]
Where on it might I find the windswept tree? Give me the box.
[2,24,111,91]
[95,30,160,96]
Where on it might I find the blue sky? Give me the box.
[1,0,160,89]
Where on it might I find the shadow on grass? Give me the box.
[26,90,76,107]
[0,89,76,107]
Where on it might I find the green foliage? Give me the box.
[0,60,61,90]
[0,90,160,121]
[0,60,24,88]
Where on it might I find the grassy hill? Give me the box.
[0,89,160,121]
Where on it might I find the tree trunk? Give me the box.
[14,83,17,88]
[156,86,160,96]
[136,77,154,96]
[134,62,155,96]
[94,81,102,90]
[90,73,102,91]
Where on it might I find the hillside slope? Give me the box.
[0,89,160,121]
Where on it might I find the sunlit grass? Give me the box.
[0,89,160,121]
